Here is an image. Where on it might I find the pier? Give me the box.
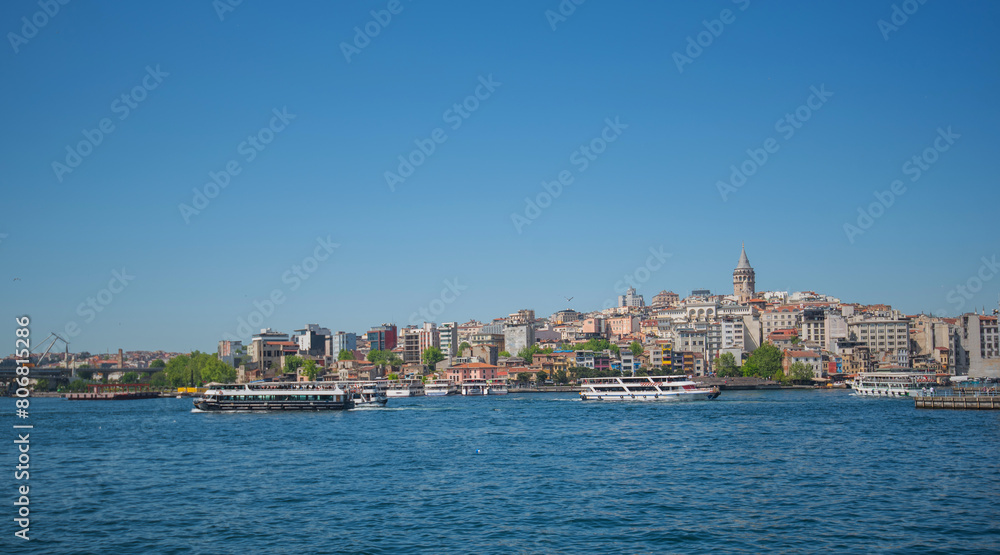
[66,383,160,400]
[914,390,1000,410]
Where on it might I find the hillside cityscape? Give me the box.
[8,246,999,390]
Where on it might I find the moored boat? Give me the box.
[461,379,488,396]
[486,378,508,395]
[386,379,425,397]
[579,375,720,402]
[851,371,936,397]
[193,382,352,411]
[425,379,458,396]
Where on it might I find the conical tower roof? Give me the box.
[736,244,752,270]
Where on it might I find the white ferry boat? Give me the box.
[194,382,352,411]
[486,378,508,395]
[461,379,488,396]
[425,379,458,396]
[579,375,720,402]
[342,380,388,407]
[851,371,936,397]
[386,380,425,397]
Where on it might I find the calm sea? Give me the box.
[4,390,999,554]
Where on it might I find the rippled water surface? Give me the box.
[4,390,1000,554]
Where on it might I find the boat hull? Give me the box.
[195,399,352,411]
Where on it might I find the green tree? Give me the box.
[457,342,470,356]
[499,350,511,357]
[714,352,740,378]
[34,378,49,391]
[78,369,94,380]
[120,372,139,383]
[283,355,305,374]
[635,368,649,377]
[149,359,166,368]
[791,335,801,345]
[164,351,236,386]
[422,346,445,371]
[630,341,644,356]
[536,370,548,383]
[516,372,532,385]
[788,361,815,383]
[743,343,783,378]
[149,371,169,387]
[387,372,399,381]
[302,359,320,381]
[338,349,355,361]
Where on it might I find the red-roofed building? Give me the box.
[447,362,500,383]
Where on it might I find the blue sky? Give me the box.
[2,0,999,353]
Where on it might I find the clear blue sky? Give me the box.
[2,0,999,353]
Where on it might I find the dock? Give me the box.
[914,391,1000,410]
[66,383,161,401]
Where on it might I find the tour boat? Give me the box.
[425,379,458,396]
[851,371,936,397]
[386,380,425,397]
[461,379,488,396]
[486,378,508,395]
[578,375,720,402]
[194,382,352,411]
[342,380,388,407]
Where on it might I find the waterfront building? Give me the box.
[533,352,573,375]
[650,345,673,372]
[620,352,638,375]
[848,317,910,361]
[447,362,501,383]
[762,306,803,339]
[784,350,824,378]
[366,324,398,352]
[953,313,1000,378]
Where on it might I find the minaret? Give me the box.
[733,244,755,304]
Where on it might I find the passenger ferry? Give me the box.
[194,382,352,411]
[486,378,508,395]
[386,380,425,397]
[461,379,488,396]
[578,375,720,402]
[341,380,388,407]
[851,371,936,397]
[425,379,458,396]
